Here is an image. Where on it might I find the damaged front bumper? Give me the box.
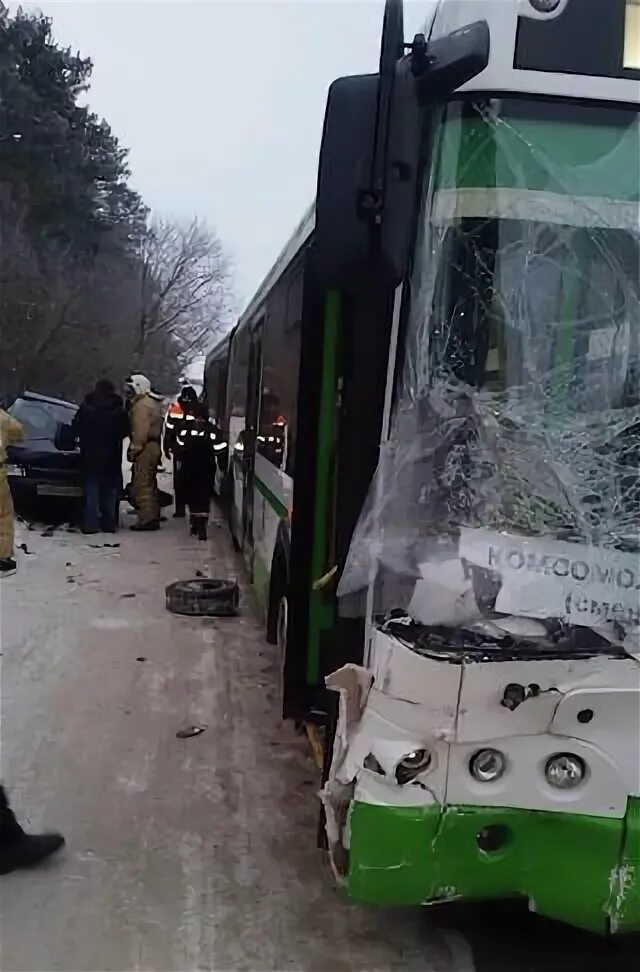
[346,797,640,935]
[322,632,640,935]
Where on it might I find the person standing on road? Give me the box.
[0,785,65,874]
[163,385,200,520]
[0,408,24,577]
[171,393,215,541]
[125,374,164,532]
[73,380,128,535]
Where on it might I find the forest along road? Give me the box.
[0,509,637,971]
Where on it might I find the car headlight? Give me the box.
[469,748,507,783]
[545,753,585,789]
[395,749,432,785]
[5,464,24,477]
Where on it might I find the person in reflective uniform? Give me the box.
[172,398,216,541]
[0,408,24,577]
[163,386,199,519]
[125,374,164,531]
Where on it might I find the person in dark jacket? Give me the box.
[181,411,215,540]
[73,380,129,534]
[164,388,215,540]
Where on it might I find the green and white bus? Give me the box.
[205,0,640,934]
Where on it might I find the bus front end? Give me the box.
[322,0,640,934]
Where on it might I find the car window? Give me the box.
[8,399,75,439]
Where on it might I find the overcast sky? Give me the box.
[21,0,429,307]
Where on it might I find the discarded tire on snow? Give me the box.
[165,578,239,617]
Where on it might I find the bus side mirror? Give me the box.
[314,20,490,293]
[314,66,422,292]
[379,21,490,285]
[314,74,379,292]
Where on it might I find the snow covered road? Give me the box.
[0,508,635,971]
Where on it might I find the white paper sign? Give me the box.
[459,528,640,629]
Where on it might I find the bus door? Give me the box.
[242,320,263,562]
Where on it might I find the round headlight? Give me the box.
[529,0,561,12]
[469,748,506,783]
[395,749,432,785]
[545,753,585,789]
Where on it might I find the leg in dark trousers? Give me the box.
[173,457,186,517]
[98,473,120,533]
[82,474,101,533]
[0,785,65,874]
[182,447,211,541]
[189,515,208,542]
[113,469,123,530]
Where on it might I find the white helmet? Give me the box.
[125,374,151,398]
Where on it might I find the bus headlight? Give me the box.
[395,749,432,785]
[545,753,585,789]
[529,0,561,11]
[469,748,506,783]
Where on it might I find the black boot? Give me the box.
[0,787,65,875]
[189,515,198,537]
[197,519,208,542]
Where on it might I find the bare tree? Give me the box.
[0,192,234,402]
[135,217,233,373]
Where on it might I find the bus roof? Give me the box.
[237,203,315,332]
[205,330,233,369]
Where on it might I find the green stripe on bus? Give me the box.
[307,290,340,685]
[254,473,288,520]
[346,799,640,934]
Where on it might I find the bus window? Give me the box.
[257,265,303,475]
[206,358,226,427]
[228,324,250,444]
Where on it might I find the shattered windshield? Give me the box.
[339,98,640,654]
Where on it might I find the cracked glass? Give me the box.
[339,98,640,654]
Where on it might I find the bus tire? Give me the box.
[266,545,287,644]
[276,593,288,664]
[165,578,239,617]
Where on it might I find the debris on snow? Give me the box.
[176,724,208,739]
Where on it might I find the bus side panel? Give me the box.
[326,284,396,678]
[226,325,250,548]
[252,458,293,619]
[204,346,231,497]
[253,256,304,616]
[284,248,328,720]
[284,258,396,720]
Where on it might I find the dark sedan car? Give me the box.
[4,392,83,510]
